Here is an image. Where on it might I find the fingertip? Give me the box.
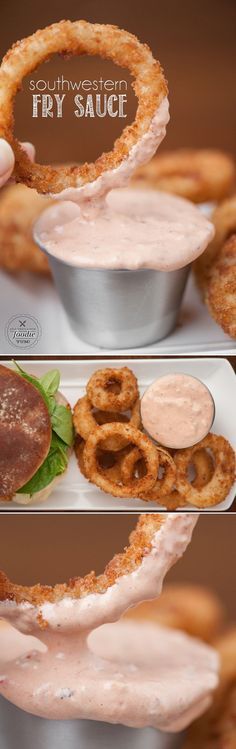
[0,139,15,186]
[21,141,36,162]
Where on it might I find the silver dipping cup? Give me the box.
[0,697,184,749]
[34,229,189,349]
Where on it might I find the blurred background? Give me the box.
[0,513,235,619]
[0,0,235,163]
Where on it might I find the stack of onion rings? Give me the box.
[73,366,181,501]
[0,20,167,194]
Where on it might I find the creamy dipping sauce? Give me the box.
[0,515,219,728]
[35,188,214,271]
[141,374,215,449]
[0,619,218,730]
[34,95,214,271]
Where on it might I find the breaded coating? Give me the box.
[0,183,51,273]
[0,514,164,605]
[132,149,235,203]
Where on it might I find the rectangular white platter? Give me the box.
[1,357,235,512]
[0,272,235,357]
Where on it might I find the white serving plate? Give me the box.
[2,358,235,512]
[0,272,235,357]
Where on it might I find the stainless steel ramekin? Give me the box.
[0,696,183,749]
[34,226,189,349]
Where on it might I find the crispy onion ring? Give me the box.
[158,446,219,509]
[0,20,167,194]
[121,446,176,500]
[132,149,235,203]
[73,395,140,451]
[75,437,124,483]
[192,448,215,489]
[175,434,236,508]
[182,628,236,749]
[205,234,236,339]
[0,184,51,275]
[0,514,167,606]
[86,367,139,412]
[83,423,159,498]
[194,194,236,294]
[125,583,225,642]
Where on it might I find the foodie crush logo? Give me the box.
[5,314,41,349]
[29,76,128,119]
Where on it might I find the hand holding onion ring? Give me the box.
[0,20,168,194]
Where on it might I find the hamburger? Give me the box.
[0,362,73,505]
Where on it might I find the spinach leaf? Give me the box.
[40,370,60,396]
[51,404,74,446]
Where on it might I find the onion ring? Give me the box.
[205,234,236,339]
[86,367,139,412]
[132,149,235,203]
[121,446,176,500]
[0,20,167,194]
[125,583,225,642]
[83,423,159,498]
[159,491,187,511]
[182,628,236,749]
[73,394,140,451]
[0,516,197,608]
[75,437,124,483]
[175,433,236,508]
[194,194,236,294]
[0,184,51,274]
[192,448,215,489]
[159,444,224,509]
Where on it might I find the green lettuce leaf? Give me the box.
[39,369,60,396]
[51,403,74,446]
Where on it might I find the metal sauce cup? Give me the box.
[0,697,184,749]
[34,226,189,349]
